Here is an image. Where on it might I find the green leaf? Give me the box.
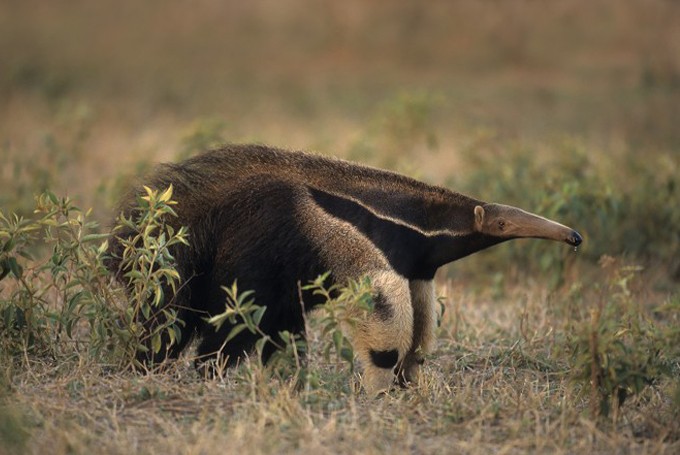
[142,185,155,201]
[151,333,162,353]
[238,289,256,303]
[159,185,174,203]
[2,237,15,253]
[224,323,247,344]
[143,224,158,238]
[153,287,164,307]
[340,346,354,364]
[321,321,337,337]
[255,337,268,355]
[66,318,75,338]
[7,257,22,279]
[17,249,34,260]
[47,190,59,205]
[164,269,180,281]
[252,305,267,326]
[81,233,110,243]
[207,309,236,330]
[333,330,343,353]
[124,270,144,281]
[168,327,176,346]
[0,264,9,281]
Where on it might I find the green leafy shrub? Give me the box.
[567,258,678,420]
[0,186,188,368]
[111,185,189,365]
[0,192,114,360]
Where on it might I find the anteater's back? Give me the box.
[106,143,478,278]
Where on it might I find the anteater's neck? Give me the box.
[309,187,499,280]
[423,233,508,272]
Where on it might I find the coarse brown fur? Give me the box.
[107,144,582,394]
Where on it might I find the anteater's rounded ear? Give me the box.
[474,205,485,231]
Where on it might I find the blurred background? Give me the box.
[1,0,678,286]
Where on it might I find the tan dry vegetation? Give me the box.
[4,280,677,455]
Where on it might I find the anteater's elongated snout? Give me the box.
[475,203,583,247]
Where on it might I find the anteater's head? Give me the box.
[474,203,582,247]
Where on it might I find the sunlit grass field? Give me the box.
[1,1,679,453]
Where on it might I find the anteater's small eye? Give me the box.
[498,220,506,230]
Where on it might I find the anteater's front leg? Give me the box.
[352,269,414,395]
[300,195,413,394]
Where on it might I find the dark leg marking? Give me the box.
[369,349,399,369]
[372,292,393,321]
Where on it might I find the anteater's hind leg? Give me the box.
[397,280,437,387]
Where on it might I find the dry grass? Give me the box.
[3,279,678,455]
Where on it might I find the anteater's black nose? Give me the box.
[567,230,583,247]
